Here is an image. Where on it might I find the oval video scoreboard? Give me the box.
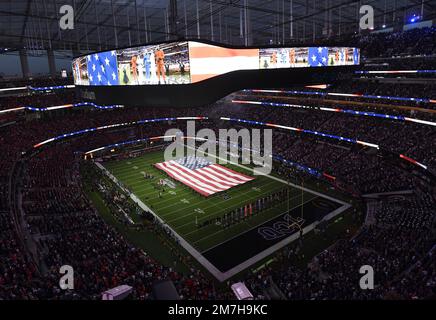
[72,40,360,107]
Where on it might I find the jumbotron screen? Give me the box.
[72,41,360,86]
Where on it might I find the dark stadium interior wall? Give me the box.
[28,56,49,77]
[55,56,74,75]
[0,54,21,78]
[0,51,73,78]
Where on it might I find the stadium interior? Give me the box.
[0,0,435,302]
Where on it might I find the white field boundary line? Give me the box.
[183,143,350,207]
[196,194,318,250]
[165,180,280,224]
[181,144,352,278]
[105,157,225,208]
[106,151,301,210]
[186,191,307,240]
[178,186,288,234]
[129,177,277,214]
[110,156,285,219]
[138,178,279,215]
[134,146,350,215]
[113,172,280,219]
[96,146,352,282]
[95,161,226,281]
[109,160,285,240]
[217,203,351,281]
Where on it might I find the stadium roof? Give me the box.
[0,0,434,57]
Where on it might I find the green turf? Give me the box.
[102,150,318,253]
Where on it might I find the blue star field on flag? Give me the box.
[87,50,118,86]
[175,156,212,170]
[308,47,328,67]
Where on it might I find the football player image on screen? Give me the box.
[289,48,296,67]
[137,55,145,84]
[165,62,170,77]
[122,66,129,85]
[72,56,89,85]
[149,52,157,83]
[270,51,277,68]
[155,49,166,84]
[179,61,185,76]
[73,59,80,83]
[143,52,152,82]
[130,55,138,84]
[278,49,288,67]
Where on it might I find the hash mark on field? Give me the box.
[170,183,287,231]
[194,208,205,214]
[181,198,190,204]
[163,180,281,222]
[252,187,261,192]
[182,192,304,238]
[193,195,318,249]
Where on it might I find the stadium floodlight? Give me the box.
[409,15,420,23]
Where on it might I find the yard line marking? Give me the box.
[128,170,280,214]
[106,169,283,219]
[164,180,281,224]
[172,182,286,230]
[192,195,318,248]
[95,151,352,282]
[183,143,350,206]
[183,192,307,238]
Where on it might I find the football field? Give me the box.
[101,150,349,280]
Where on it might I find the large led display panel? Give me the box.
[72,41,359,86]
[188,41,259,82]
[116,42,189,85]
[72,55,90,85]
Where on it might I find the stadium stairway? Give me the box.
[263,276,287,300]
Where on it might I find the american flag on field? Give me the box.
[87,50,118,86]
[154,156,254,197]
[308,47,328,67]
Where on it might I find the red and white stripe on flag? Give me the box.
[154,160,254,197]
[188,41,259,83]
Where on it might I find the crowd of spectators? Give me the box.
[215,97,436,174]
[1,27,435,299]
[0,90,77,111]
[1,97,432,299]
[308,26,436,59]
[0,209,39,299]
[239,81,436,112]
[0,77,72,89]
[4,140,222,299]
[242,192,435,299]
[358,27,436,58]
